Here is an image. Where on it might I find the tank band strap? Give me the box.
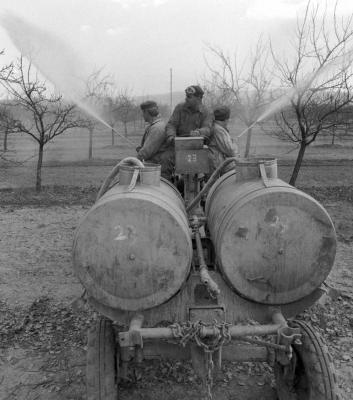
[259,163,269,187]
[128,168,140,191]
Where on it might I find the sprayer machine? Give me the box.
[72,136,339,400]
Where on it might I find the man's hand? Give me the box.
[190,130,201,137]
[135,146,142,152]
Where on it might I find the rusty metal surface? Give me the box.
[72,180,192,311]
[206,173,336,304]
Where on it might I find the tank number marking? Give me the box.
[269,216,287,233]
[265,209,287,233]
[114,225,128,241]
[187,153,197,163]
[113,225,137,241]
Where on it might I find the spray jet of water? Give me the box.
[237,47,353,138]
[0,11,136,147]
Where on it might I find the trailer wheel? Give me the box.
[86,317,118,400]
[274,320,340,400]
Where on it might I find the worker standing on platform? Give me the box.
[208,105,238,173]
[136,100,174,180]
[165,85,213,143]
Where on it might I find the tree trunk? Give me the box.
[331,131,336,145]
[88,127,93,160]
[3,131,8,152]
[289,142,306,186]
[36,143,44,192]
[124,122,128,137]
[244,127,253,158]
[111,128,115,146]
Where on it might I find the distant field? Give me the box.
[1,158,352,190]
[1,119,352,189]
[2,119,353,163]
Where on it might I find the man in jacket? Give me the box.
[136,100,174,180]
[165,85,213,142]
[208,105,238,172]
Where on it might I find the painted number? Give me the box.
[187,153,197,163]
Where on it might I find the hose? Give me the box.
[185,157,238,213]
[194,229,220,296]
[96,157,145,202]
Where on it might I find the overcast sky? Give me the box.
[1,0,353,97]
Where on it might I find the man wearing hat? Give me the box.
[165,85,213,142]
[208,105,238,172]
[136,100,174,180]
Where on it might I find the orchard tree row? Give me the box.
[2,1,353,189]
[0,56,170,191]
[202,0,353,185]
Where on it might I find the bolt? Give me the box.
[129,254,135,260]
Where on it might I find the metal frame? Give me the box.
[84,145,337,399]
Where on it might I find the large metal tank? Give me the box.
[73,164,192,312]
[205,159,336,305]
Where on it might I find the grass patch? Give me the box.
[0,185,98,207]
[300,185,353,203]
[1,184,353,208]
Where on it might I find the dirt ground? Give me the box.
[0,180,353,399]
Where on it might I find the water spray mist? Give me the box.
[0,11,135,147]
[237,47,353,139]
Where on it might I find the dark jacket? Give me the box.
[137,118,174,180]
[165,102,213,139]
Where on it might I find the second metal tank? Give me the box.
[205,158,337,305]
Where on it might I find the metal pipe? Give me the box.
[133,323,282,340]
[223,324,280,337]
[194,230,220,296]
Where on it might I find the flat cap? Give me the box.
[140,100,158,110]
[185,85,204,98]
[214,105,230,121]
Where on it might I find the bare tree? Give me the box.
[101,96,120,146]
[270,0,353,185]
[0,56,89,191]
[203,79,233,109]
[0,103,17,152]
[320,104,353,145]
[115,90,137,137]
[205,37,273,157]
[83,69,115,159]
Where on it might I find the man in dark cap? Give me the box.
[136,100,174,180]
[165,85,213,142]
[207,105,238,172]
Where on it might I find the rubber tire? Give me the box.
[86,317,118,400]
[274,320,340,400]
